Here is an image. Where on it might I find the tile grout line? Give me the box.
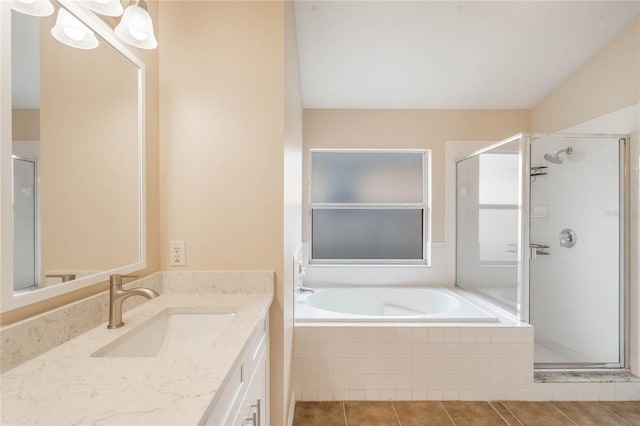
[390,401,402,426]
[596,402,633,426]
[489,401,522,426]
[497,401,525,426]
[438,401,456,425]
[342,401,348,426]
[487,401,508,425]
[548,402,578,426]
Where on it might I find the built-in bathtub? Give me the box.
[293,284,536,401]
[295,286,498,322]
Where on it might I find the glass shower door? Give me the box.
[529,136,622,367]
[12,156,38,291]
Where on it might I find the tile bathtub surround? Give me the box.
[293,324,640,401]
[0,271,274,373]
[0,273,163,373]
[294,324,535,402]
[293,401,640,426]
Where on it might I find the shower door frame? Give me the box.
[522,133,629,370]
[456,132,630,370]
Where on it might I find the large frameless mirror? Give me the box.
[1,0,146,312]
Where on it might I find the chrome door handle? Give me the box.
[250,399,261,425]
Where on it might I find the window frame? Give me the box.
[309,148,431,266]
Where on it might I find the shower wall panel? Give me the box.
[529,136,621,365]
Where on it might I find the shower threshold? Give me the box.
[534,369,639,383]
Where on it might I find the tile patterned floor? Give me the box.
[293,401,640,426]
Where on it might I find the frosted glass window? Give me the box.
[478,153,519,205]
[479,209,518,262]
[312,209,423,260]
[310,150,429,263]
[311,152,423,203]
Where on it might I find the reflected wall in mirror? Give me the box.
[5,0,144,308]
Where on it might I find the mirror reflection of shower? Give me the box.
[543,147,573,164]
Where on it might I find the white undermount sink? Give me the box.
[92,308,236,358]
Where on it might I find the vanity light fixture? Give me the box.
[114,0,157,50]
[51,7,99,50]
[10,0,54,17]
[82,0,123,17]
[11,0,158,51]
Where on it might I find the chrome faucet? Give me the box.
[107,274,159,329]
[295,286,315,294]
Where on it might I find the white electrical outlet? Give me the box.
[169,241,186,266]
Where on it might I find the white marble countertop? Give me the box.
[0,293,273,425]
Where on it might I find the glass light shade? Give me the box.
[114,4,157,49]
[50,8,99,50]
[11,0,54,17]
[82,0,123,17]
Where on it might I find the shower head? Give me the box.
[544,147,573,164]
[543,153,563,164]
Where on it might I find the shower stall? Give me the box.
[456,133,628,369]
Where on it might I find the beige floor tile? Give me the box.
[345,401,399,426]
[293,401,346,426]
[489,402,523,426]
[552,402,630,426]
[393,401,454,426]
[502,402,575,426]
[599,401,640,425]
[441,401,506,426]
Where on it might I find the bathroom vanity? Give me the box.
[0,290,272,425]
[203,311,269,426]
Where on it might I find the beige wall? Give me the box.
[303,109,530,243]
[40,14,138,273]
[12,109,39,140]
[1,1,160,325]
[531,19,640,132]
[158,2,291,424]
[284,0,303,418]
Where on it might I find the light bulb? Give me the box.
[63,26,86,41]
[114,3,157,49]
[51,8,99,50]
[128,28,149,41]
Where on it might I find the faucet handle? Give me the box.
[109,274,140,287]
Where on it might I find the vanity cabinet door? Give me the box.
[234,342,268,426]
[203,316,269,426]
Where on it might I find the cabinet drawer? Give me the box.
[203,354,245,425]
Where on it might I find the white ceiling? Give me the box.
[294,1,640,109]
